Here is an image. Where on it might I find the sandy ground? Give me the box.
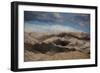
[24,50,90,62]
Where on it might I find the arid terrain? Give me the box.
[24,32,90,62]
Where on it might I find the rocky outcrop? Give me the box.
[31,42,76,54]
[24,32,90,61]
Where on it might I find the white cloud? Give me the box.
[24,23,82,33]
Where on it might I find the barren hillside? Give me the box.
[24,32,90,62]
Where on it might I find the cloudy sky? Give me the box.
[24,11,90,33]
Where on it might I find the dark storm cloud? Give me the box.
[24,11,90,33]
[24,11,90,26]
[24,11,61,23]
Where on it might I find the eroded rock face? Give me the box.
[24,32,90,61]
[31,42,76,54]
[24,32,39,45]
